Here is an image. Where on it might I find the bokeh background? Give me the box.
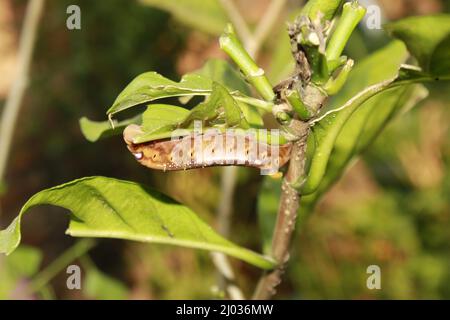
[0,0,449,299]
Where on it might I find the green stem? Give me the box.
[324,58,354,95]
[220,24,275,102]
[30,239,96,292]
[235,95,274,112]
[325,1,366,66]
[286,89,312,121]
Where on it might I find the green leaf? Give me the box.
[107,72,213,116]
[0,177,275,270]
[301,41,409,194]
[194,59,251,95]
[136,104,190,141]
[430,34,450,76]
[389,64,450,87]
[79,116,141,143]
[84,269,128,300]
[354,85,428,153]
[296,16,450,204]
[142,104,189,132]
[106,67,264,119]
[132,96,260,144]
[238,102,264,128]
[139,0,227,35]
[301,84,427,210]
[182,82,249,129]
[385,14,450,76]
[130,105,190,144]
[214,82,248,128]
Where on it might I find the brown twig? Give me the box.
[252,121,310,300]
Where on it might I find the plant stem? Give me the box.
[324,58,354,95]
[235,95,274,112]
[215,1,287,299]
[220,24,275,101]
[252,122,310,299]
[325,1,366,65]
[30,239,96,293]
[0,0,45,183]
[218,0,253,51]
[286,89,311,121]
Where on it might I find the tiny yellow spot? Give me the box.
[269,172,283,180]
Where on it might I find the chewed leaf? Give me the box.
[0,177,275,270]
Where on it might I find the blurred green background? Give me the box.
[0,0,449,299]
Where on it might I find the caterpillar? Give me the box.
[123,124,292,173]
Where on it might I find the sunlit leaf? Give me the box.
[0,177,275,270]
[301,41,409,194]
[301,84,427,211]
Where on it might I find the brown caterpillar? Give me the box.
[123,125,292,173]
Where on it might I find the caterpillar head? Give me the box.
[123,124,170,170]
